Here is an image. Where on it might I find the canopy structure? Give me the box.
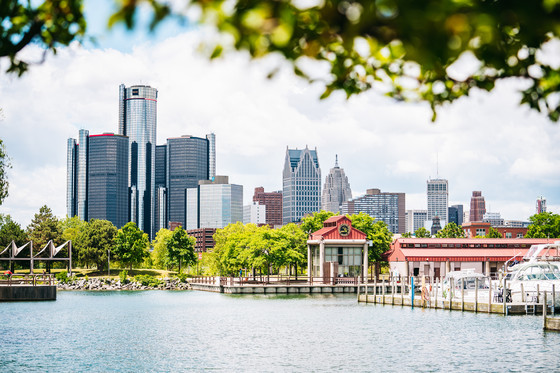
[0,240,72,273]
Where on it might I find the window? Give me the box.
[517,233,523,238]
[132,88,139,95]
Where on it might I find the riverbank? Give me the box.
[57,277,191,291]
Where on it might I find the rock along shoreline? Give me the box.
[57,277,191,291]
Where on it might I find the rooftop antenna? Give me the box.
[335,154,339,167]
[436,152,439,178]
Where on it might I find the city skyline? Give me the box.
[1,29,559,227]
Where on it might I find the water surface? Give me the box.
[1,291,559,372]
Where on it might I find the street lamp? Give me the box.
[107,249,110,277]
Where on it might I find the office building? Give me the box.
[206,133,216,180]
[448,205,463,226]
[67,132,129,228]
[483,212,503,227]
[469,191,486,222]
[405,210,427,234]
[118,84,158,237]
[282,146,321,224]
[186,176,243,229]
[243,201,266,225]
[537,196,547,214]
[253,187,283,228]
[154,144,167,234]
[427,178,448,227]
[166,135,210,230]
[341,188,405,234]
[321,155,352,213]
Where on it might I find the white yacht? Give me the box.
[441,269,490,300]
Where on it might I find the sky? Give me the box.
[0,1,559,228]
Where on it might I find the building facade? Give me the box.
[448,204,463,226]
[186,176,243,229]
[282,147,321,224]
[118,84,158,237]
[243,201,266,225]
[154,144,167,234]
[187,228,216,252]
[67,132,129,228]
[341,188,405,234]
[537,196,547,214]
[405,210,427,234]
[483,212,504,227]
[166,135,210,230]
[469,191,486,222]
[427,178,448,226]
[321,155,352,213]
[253,187,283,228]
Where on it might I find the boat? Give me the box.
[441,268,490,300]
[504,241,560,306]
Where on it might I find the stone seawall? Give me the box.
[57,278,191,291]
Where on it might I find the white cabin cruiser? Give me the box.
[441,269,490,300]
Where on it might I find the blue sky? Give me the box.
[0,1,559,228]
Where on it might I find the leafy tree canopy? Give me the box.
[485,226,503,238]
[414,227,431,238]
[348,212,392,262]
[75,219,117,270]
[401,232,413,238]
[0,214,27,247]
[110,0,560,121]
[526,212,560,238]
[167,226,197,272]
[300,210,336,235]
[0,0,86,76]
[435,222,466,238]
[114,222,149,270]
[27,205,62,250]
[151,228,173,269]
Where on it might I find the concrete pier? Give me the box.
[190,282,359,294]
[0,285,56,301]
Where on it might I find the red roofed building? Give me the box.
[385,237,558,278]
[307,216,368,282]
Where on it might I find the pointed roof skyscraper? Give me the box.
[322,155,352,213]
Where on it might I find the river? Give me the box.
[1,291,559,372]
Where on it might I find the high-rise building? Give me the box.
[87,134,129,228]
[405,210,427,234]
[430,216,442,236]
[341,188,405,234]
[483,212,504,227]
[321,155,352,213]
[206,133,216,180]
[166,135,210,230]
[118,84,158,237]
[186,176,243,229]
[537,196,547,214]
[253,187,283,228]
[243,202,266,225]
[427,178,448,226]
[154,144,167,234]
[67,132,129,228]
[469,191,486,222]
[448,204,463,226]
[282,146,321,224]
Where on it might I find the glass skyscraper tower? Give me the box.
[119,84,158,237]
[427,178,448,226]
[282,146,321,224]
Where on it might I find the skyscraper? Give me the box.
[253,187,283,228]
[448,204,463,226]
[186,176,243,229]
[427,178,448,226]
[321,155,352,213]
[341,188,405,234]
[282,146,321,224]
[67,132,129,228]
[154,144,167,234]
[87,134,129,228]
[405,210,427,234]
[118,84,158,237]
[206,133,216,180]
[469,191,486,222]
[536,196,547,214]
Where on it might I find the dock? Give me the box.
[0,274,56,301]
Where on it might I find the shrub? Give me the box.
[176,272,188,283]
[119,270,129,284]
[55,271,70,284]
[133,274,162,287]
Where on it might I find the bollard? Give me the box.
[475,277,479,313]
[411,276,415,309]
[488,278,492,314]
[553,284,556,315]
[521,283,525,303]
[503,279,508,316]
[461,278,465,312]
[543,292,547,329]
[373,277,377,303]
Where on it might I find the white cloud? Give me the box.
[1,30,559,227]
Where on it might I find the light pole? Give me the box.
[107,249,110,277]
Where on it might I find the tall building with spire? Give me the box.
[118,84,158,237]
[282,146,321,224]
[536,196,547,214]
[469,191,486,222]
[321,155,352,213]
[427,178,448,226]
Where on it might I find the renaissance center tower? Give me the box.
[119,84,158,236]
